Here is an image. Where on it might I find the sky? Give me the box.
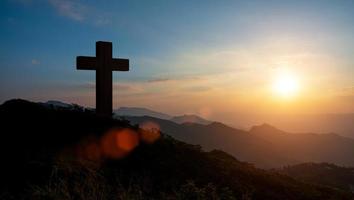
[1,0,354,124]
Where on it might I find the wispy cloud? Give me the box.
[183,86,212,92]
[48,0,86,21]
[82,82,143,93]
[113,83,142,92]
[147,78,171,83]
[342,86,354,94]
[47,0,112,26]
[12,0,33,5]
[31,59,40,65]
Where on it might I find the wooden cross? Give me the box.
[76,41,129,117]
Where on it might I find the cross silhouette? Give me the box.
[76,41,129,117]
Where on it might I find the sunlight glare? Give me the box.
[273,70,300,98]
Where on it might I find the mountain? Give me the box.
[42,100,73,108]
[125,116,354,168]
[0,99,352,200]
[276,163,354,193]
[114,107,213,125]
[170,114,212,125]
[250,124,354,167]
[114,107,172,119]
[124,116,297,168]
[227,113,354,138]
[269,113,354,138]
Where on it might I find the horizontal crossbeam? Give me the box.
[76,56,97,70]
[111,58,129,71]
[77,57,129,71]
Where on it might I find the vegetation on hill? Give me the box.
[277,163,354,193]
[0,99,352,200]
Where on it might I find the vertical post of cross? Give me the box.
[96,42,113,117]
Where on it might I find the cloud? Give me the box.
[113,83,137,91]
[12,0,33,5]
[7,17,16,24]
[331,86,354,96]
[31,59,40,65]
[146,76,205,84]
[82,82,142,93]
[48,0,87,21]
[94,16,112,26]
[338,95,354,103]
[183,86,212,92]
[342,86,354,94]
[47,0,112,25]
[147,78,171,83]
[335,87,354,102]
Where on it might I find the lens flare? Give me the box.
[100,128,139,159]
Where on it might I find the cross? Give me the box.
[76,41,129,117]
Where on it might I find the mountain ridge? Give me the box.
[171,114,212,125]
[125,115,354,168]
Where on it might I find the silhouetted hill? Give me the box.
[171,114,212,125]
[0,99,352,199]
[276,163,354,193]
[125,116,354,168]
[44,100,73,108]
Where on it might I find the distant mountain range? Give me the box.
[39,101,354,168]
[124,116,354,168]
[229,113,354,139]
[41,102,213,125]
[114,107,212,125]
[115,106,354,138]
[43,102,354,138]
[170,114,212,125]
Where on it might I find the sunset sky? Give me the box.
[1,0,354,123]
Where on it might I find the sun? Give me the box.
[272,70,300,98]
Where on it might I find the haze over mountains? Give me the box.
[115,106,354,138]
[124,116,354,168]
[44,101,354,168]
[227,113,354,139]
[114,106,213,125]
[45,102,354,138]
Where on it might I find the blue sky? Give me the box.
[1,0,354,119]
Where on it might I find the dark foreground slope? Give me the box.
[276,163,354,193]
[0,99,352,200]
